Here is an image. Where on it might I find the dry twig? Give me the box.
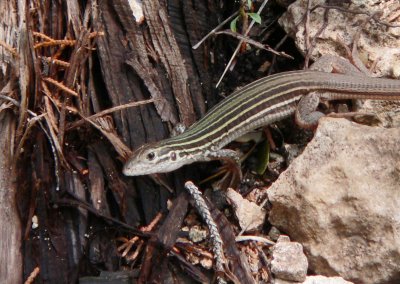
[24,267,40,284]
[0,40,18,57]
[68,98,157,130]
[184,181,227,284]
[216,0,270,87]
[43,77,79,97]
[215,30,292,59]
[40,56,70,68]
[34,39,76,49]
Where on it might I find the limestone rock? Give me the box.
[275,275,353,284]
[303,275,354,284]
[268,118,400,284]
[226,188,265,232]
[279,0,400,77]
[271,235,308,282]
[188,225,207,243]
[279,0,400,128]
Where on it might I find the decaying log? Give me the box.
[1,0,220,282]
[0,111,21,284]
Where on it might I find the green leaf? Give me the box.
[247,0,252,9]
[248,13,261,24]
[230,16,239,32]
[255,140,270,175]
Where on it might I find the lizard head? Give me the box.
[122,142,189,176]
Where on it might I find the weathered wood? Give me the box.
[0,1,23,282]
[0,112,21,284]
[211,201,256,284]
[0,0,221,282]
[139,192,189,283]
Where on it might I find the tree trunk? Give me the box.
[0,0,219,282]
[0,111,21,284]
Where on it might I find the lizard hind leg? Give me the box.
[295,92,324,129]
[309,54,364,76]
[295,54,374,129]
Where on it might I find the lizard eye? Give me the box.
[146,152,155,161]
[170,152,176,161]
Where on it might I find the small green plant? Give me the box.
[230,1,262,33]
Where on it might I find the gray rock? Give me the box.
[268,118,400,284]
[274,275,354,284]
[303,275,354,284]
[279,0,400,128]
[268,226,281,242]
[188,225,207,243]
[271,236,308,282]
[226,188,265,232]
[279,0,400,78]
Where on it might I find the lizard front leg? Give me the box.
[203,149,243,187]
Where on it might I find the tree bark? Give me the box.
[0,111,21,284]
[1,0,219,282]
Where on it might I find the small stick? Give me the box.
[67,98,157,130]
[192,11,239,50]
[216,0,270,87]
[43,77,79,97]
[24,267,40,284]
[215,30,292,59]
[34,39,76,49]
[235,235,275,245]
[184,181,226,284]
[0,40,18,57]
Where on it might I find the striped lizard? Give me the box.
[123,56,400,176]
